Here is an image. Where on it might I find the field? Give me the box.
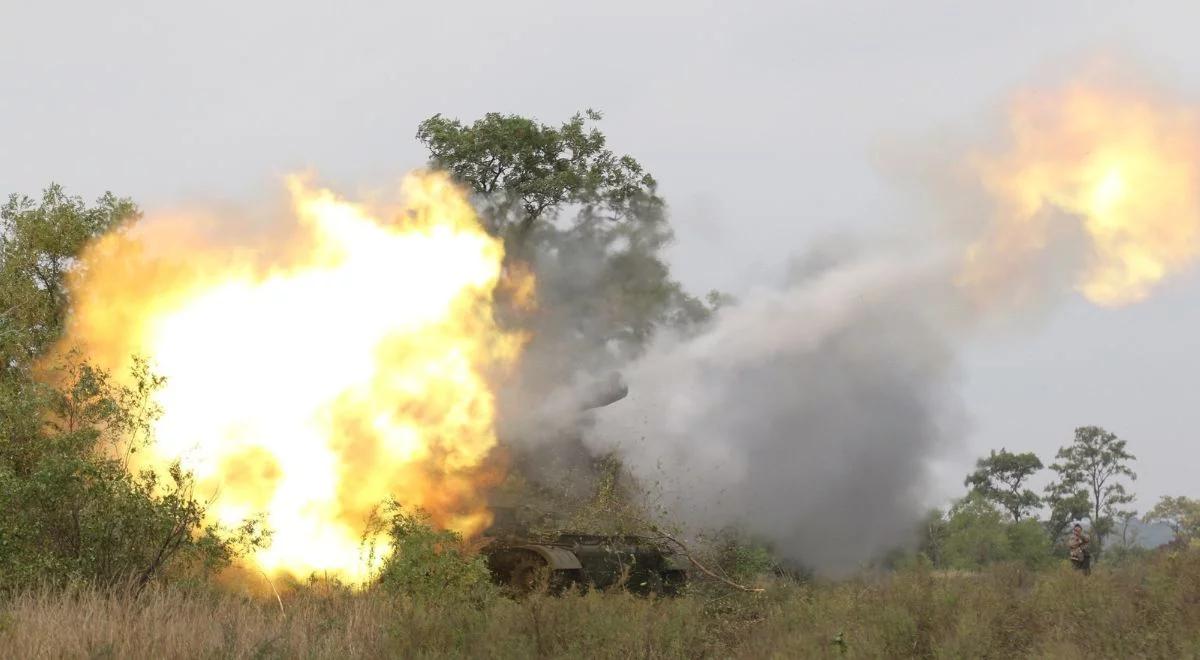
[3,549,1198,659]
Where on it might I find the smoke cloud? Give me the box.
[583,244,966,572]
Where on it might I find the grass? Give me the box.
[2,549,1198,659]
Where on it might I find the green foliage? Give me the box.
[1045,425,1137,555]
[0,186,137,369]
[928,495,1050,571]
[963,448,1043,521]
[1005,518,1054,570]
[364,501,495,603]
[940,495,1012,570]
[1146,495,1200,543]
[1102,540,1150,566]
[552,452,659,536]
[417,110,719,377]
[706,529,777,583]
[1042,487,1090,544]
[0,185,263,592]
[417,110,657,247]
[925,430,1139,572]
[0,354,267,591]
[913,508,948,567]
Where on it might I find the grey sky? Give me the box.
[3,1,1198,509]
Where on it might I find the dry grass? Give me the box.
[0,584,715,659]
[3,550,1199,659]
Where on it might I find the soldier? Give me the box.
[1068,523,1091,575]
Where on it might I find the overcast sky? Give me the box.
[3,1,1198,509]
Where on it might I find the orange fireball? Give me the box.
[60,171,527,583]
[963,82,1200,306]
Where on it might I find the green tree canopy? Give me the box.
[939,495,1010,570]
[1045,425,1136,555]
[417,110,717,380]
[417,109,659,249]
[1145,495,1200,543]
[963,449,1043,521]
[0,185,137,371]
[1042,486,1091,543]
[933,494,1051,571]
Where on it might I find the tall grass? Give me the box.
[2,549,1198,658]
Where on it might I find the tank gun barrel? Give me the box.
[579,372,628,411]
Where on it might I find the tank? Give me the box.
[483,372,690,596]
[482,507,689,596]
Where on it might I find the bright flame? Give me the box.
[962,82,1200,306]
[60,171,527,582]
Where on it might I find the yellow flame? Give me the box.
[59,171,526,582]
[962,83,1200,306]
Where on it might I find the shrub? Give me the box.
[0,356,265,592]
[941,494,1012,570]
[708,529,777,583]
[364,501,496,603]
[1006,518,1053,570]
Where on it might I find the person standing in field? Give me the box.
[1068,523,1091,575]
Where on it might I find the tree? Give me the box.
[0,185,137,371]
[417,110,659,250]
[418,111,727,530]
[915,508,948,567]
[1044,426,1137,556]
[930,494,1052,571]
[1104,498,1138,550]
[940,494,1013,570]
[1006,518,1054,570]
[963,449,1043,521]
[418,111,719,425]
[1145,495,1200,543]
[1042,486,1091,543]
[417,110,716,355]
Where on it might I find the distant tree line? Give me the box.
[911,424,1198,572]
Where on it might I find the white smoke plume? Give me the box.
[582,243,966,572]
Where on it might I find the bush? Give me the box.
[364,501,496,603]
[706,529,777,583]
[921,495,1054,571]
[940,495,1012,570]
[1006,518,1053,570]
[0,355,265,592]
